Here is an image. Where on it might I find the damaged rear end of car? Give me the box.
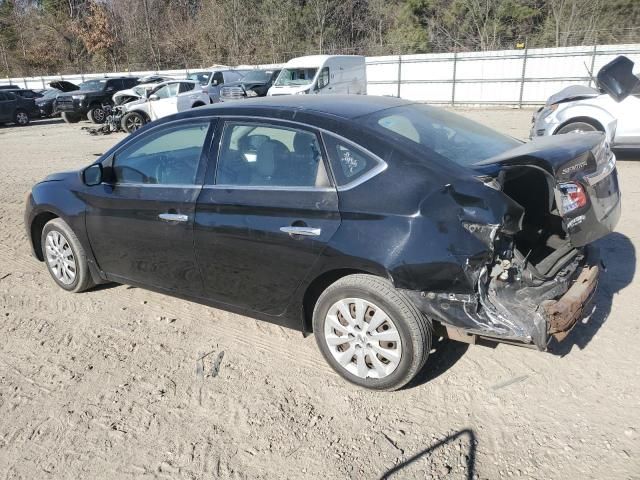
[406,133,620,350]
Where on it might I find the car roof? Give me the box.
[193,94,414,120]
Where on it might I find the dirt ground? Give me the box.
[0,108,638,480]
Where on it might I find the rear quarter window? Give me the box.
[322,134,385,188]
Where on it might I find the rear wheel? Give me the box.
[313,274,431,391]
[556,121,599,135]
[61,112,81,124]
[120,111,146,133]
[41,218,95,293]
[87,106,107,124]
[14,109,30,126]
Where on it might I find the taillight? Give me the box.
[558,182,587,215]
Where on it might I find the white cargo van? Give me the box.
[267,55,366,96]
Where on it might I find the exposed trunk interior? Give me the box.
[501,168,575,279]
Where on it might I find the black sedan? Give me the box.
[24,95,620,390]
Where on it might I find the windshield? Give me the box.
[42,89,61,99]
[242,70,273,83]
[362,104,520,167]
[79,79,107,91]
[187,72,212,86]
[275,68,318,87]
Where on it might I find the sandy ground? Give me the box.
[0,108,639,480]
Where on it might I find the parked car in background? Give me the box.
[0,85,20,90]
[112,75,175,106]
[55,77,139,124]
[531,56,640,150]
[10,89,44,100]
[268,55,366,96]
[0,90,40,126]
[186,69,245,103]
[220,69,281,101]
[35,88,64,117]
[119,80,210,133]
[26,92,621,390]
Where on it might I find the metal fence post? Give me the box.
[397,55,402,98]
[451,51,457,107]
[589,44,597,87]
[518,46,528,108]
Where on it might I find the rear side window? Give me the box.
[322,134,384,188]
[179,82,195,93]
[0,94,6,101]
[215,122,329,188]
[112,121,210,185]
[122,78,138,88]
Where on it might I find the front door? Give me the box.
[194,120,341,315]
[149,83,179,120]
[83,118,214,295]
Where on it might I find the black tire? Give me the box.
[87,106,107,124]
[13,109,30,126]
[41,218,95,293]
[556,120,599,135]
[61,112,81,124]
[313,274,431,391]
[120,111,146,133]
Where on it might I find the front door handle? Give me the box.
[159,213,188,222]
[280,226,321,236]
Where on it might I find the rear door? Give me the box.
[149,83,179,119]
[176,82,199,111]
[0,93,12,121]
[84,118,214,294]
[194,119,341,315]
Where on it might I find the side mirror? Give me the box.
[212,80,219,86]
[83,163,103,186]
[597,56,639,103]
[149,94,159,101]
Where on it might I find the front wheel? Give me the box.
[120,111,146,133]
[61,112,81,124]
[41,218,95,293]
[556,121,599,135]
[87,106,107,124]
[313,274,431,391]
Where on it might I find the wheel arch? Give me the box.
[554,116,605,134]
[301,267,389,333]
[191,101,205,108]
[30,211,59,261]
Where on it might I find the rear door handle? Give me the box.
[159,213,188,222]
[280,226,321,236]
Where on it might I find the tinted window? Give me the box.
[4,92,16,100]
[323,135,382,187]
[216,123,329,188]
[0,93,6,101]
[213,72,224,85]
[106,79,122,90]
[362,104,520,167]
[113,121,209,185]
[121,78,138,88]
[179,82,195,93]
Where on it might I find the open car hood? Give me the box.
[545,85,599,106]
[49,80,79,92]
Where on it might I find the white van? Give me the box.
[267,55,366,96]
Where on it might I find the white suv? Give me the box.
[119,80,210,133]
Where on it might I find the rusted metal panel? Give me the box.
[543,264,599,341]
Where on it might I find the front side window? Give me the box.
[274,68,318,87]
[216,122,329,188]
[213,72,224,85]
[317,67,330,89]
[112,121,209,185]
[153,83,179,99]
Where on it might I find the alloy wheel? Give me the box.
[45,231,77,285]
[125,115,143,132]
[16,112,29,125]
[324,298,402,379]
